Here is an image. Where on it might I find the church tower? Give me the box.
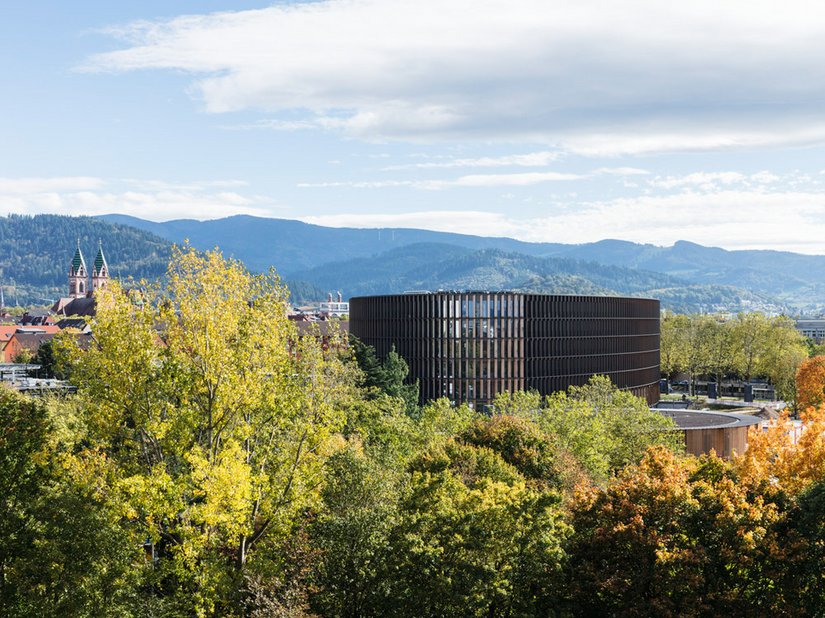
[68,241,88,299]
[91,241,109,292]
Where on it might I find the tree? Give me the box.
[660,311,687,380]
[381,439,568,617]
[11,348,34,364]
[703,318,735,392]
[349,336,419,414]
[0,386,138,617]
[796,356,825,412]
[567,447,779,616]
[736,406,825,497]
[61,245,360,615]
[493,376,682,484]
[766,478,825,614]
[310,447,399,618]
[759,316,808,404]
[731,312,770,383]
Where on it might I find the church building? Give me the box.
[52,241,110,316]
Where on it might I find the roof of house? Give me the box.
[295,320,349,337]
[9,332,56,352]
[52,296,97,317]
[56,318,88,330]
[24,309,53,318]
[657,410,762,431]
[0,325,18,345]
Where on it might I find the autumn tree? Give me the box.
[796,355,825,412]
[567,448,780,616]
[61,245,360,615]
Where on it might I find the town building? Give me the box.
[796,318,825,343]
[3,326,61,362]
[52,241,109,317]
[350,292,660,409]
[656,409,761,459]
[319,291,349,317]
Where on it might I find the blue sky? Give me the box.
[4,1,825,252]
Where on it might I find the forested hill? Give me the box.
[0,213,808,312]
[288,243,780,313]
[99,213,825,312]
[290,243,668,297]
[0,214,170,304]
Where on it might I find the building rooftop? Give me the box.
[658,409,762,431]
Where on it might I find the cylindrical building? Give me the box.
[349,292,660,408]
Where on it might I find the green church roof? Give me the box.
[71,245,86,273]
[93,244,107,273]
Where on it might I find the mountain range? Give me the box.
[101,214,823,313]
[1,213,823,314]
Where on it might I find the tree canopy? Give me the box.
[2,245,824,616]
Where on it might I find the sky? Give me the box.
[4,1,825,253]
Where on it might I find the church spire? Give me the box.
[92,239,109,292]
[68,239,88,298]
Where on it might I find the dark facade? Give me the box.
[349,292,660,408]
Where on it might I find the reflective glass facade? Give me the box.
[349,292,660,408]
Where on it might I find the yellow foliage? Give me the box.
[735,406,825,496]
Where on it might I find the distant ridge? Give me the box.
[2,212,818,313]
[98,213,825,313]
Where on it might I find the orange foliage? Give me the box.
[735,405,825,496]
[568,447,781,614]
[795,355,825,411]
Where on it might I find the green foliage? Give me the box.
[661,312,808,401]
[378,439,568,617]
[310,447,400,618]
[350,336,420,414]
[460,415,575,490]
[493,376,682,484]
[0,386,139,617]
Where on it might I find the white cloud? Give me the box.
[382,151,562,170]
[433,171,582,188]
[0,177,105,193]
[649,171,792,190]
[301,189,825,253]
[83,0,825,154]
[650,172,748,190]
[593,167,651,176]
[0,177,273,220]
[530,190,825,252]
[121,178,249,191]
[298,171,582,190]
[301,210,522,237]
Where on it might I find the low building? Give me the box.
[5,330,57,362]
[657,409,761,458]
[796,319,825,343]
